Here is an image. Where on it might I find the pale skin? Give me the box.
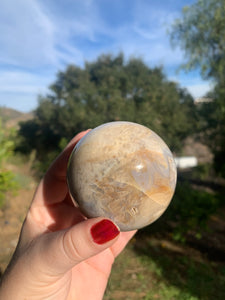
[0,130,136,300]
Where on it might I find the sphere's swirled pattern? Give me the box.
[67,122,177,231]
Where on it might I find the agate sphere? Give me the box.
[67,121,177,231]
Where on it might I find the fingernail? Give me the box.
[91,219,120,245]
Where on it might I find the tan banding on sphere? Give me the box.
[67,121,177,231]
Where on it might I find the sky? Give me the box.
[0,0,212,113]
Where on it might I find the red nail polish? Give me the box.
[91,219,120,244]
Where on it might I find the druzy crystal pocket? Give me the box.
[67,121,177,231]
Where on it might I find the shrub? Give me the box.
[0,119,18,208]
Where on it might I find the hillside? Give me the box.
[0,107,33,128]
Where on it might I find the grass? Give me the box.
[104,245,150,299]
[104,228,225,300]
[1,152,225,299]
[0,170,19,209]
[0,154,34,209]
[8,154,34,189]
[137,239,225,300]
[13,172,32,190]
[104,172,225,300]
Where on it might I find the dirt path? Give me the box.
[0,163,37,274]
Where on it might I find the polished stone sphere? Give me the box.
[67,121,177,231]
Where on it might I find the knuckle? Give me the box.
[62,231,84,263]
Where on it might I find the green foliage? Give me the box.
[196,85,225,177]
[17,53,195,174]
[133,242,225,300]
[106,240,225,300]
[191,164,212,180]
[0,124,14,167]
[163,182,221,242]
[0,170,18,208]
[170,0,225,177]
[170,0,225,82]
[0,119,18,207]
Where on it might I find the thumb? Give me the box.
[36,217,120,275]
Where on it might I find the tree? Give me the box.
[18,54,195,173]
[171,0,225,83]
[196,85,225,177]
[170,0,225,177]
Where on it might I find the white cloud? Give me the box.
[0,0,208,112]
[0,0,57,67]
[0,0,184,69]
[122,2,184,67]
[0,70,54,112]
[170,73,213,98]
[186,83,212,98]
[0,70,52,92]
[0,0,87,69]
[133,25,162,41]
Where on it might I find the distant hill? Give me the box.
[0,107,33,128]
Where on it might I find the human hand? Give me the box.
[0,130,136,300]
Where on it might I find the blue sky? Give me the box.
[0,0,212,112]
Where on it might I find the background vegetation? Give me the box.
[170,0,225,178]
[0,118,18,208]
[17,54,196,174]
[1,0,225,298]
